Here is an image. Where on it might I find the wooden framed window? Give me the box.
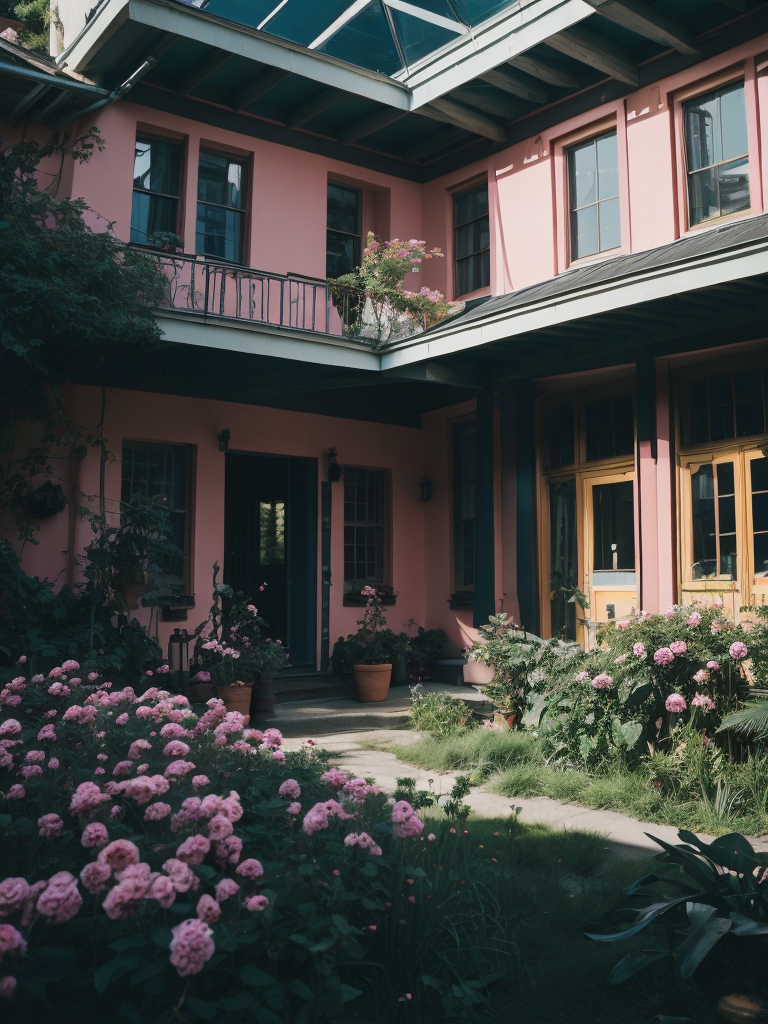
[680,365,767,446]
[343,467,390,593]
[453,422,476,593]
[545,398,575,469]
[453,183,490,296]
[567,131,620,260]
[196,151,247,263]
[326,182,362,277]
[121,442,191,595]
[584,392,633,462]
[131,136,182,247]
[683,80,750,227]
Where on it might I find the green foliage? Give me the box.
[0,132,167,542]
[0,0,48,50]
[341,587,396,666]
[409,688,476,737]
[719,699,768,740]
[587,829,768,1018]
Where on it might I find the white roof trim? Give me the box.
[380,239,768,370]
[309,0,372,50]
[383,0,467,36]
[257,0,290,32]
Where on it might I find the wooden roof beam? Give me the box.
[546,25,640,87]
[585,0,700,57]
[477,66,546,104]
[406,124,471,161]
[178,50,233,96]
[233,68,291,111]
[507,53,581,89]
[452,87,522,120]
[421,98,507,143]
[286,86,343,128]
[337,107,407,144]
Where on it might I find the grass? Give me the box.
[389,729,768,837]
[445,815,674,1023]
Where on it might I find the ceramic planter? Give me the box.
[352,663,392,703]
[218,683,253,718]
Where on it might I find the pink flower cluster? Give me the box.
[654,647,675,666]
[391,800,424,839]
[302,799,355,836]
[169,918,215,976]
[692,692,715,711]
[730,641,748,660]
[591,674,613,690]
[665,693,687,714]
[343,832,383,856]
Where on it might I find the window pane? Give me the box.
[719,157,750,218]
[753,492,768,533]
[131,192,178,245]
[596,132,618,199]
[134,139,180,196]
[196,204,243,262]
[593,481,635,570]
[691,464,716,576]
[685,91,721,171]
[454,186,488,226]
[571,205,598,260]
[752,457,768,493]
[755,532,768,578]
[569,139,597,209]
[598,197,621,251]
[735,367,764,437]
[198,152,244,209]
[547,400,574,467]
[709,373,734,441]
[327,183,360,234]
[456,250,489,294]
[720,82,748,161]
[549,478,577,640]
[326,230,360,277]
[343,467,386,585]
[121,443,187,587]
[259,501,285,565]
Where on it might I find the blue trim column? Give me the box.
[515,380,539,635]
[473,388,495,627]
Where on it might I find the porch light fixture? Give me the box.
[218,428,231,452]
[419,477,432,501]
[168,628,191,686]
[327,447,342,483]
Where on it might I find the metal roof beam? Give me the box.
[546,24,640,86]
[478,66,547,103]
[286,86,343,127]
[233,67,291,110]
[337,106,407,143]
[585,0,700,57]
[178,49,232,96]
[421,97,507,142]
[506,52,581,88]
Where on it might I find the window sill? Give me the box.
[448,591,474,611]
[681,207,754,237]
[564,246,624,274]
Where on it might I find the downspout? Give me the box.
[58,57,157,125]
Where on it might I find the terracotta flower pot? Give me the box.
[353,663,392,703]
[218,684,252,719]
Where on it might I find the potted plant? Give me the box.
[406,624,449,681]
[192,565,290,715]
[348,586,397,702]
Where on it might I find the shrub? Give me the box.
[0,660,510,1022]
[409,687,475,736]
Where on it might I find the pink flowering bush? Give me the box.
[0,660,482,1022]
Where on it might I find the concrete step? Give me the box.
[271,673,351,704]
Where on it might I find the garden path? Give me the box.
[282,730,768,859]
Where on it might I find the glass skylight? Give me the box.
[185,0,519,76]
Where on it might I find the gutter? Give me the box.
[56,56,156,125]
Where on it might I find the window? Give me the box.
[343,467,389,591]
[691,460,737,579]
[131,136,182,247]
[453,423,476,591]
[454,184,490,296]
[567,131,620,260]
[121,442,190,593]
[584,392,633,462]
[545,399,575,468]
[684,81,750,226]
[196,151,247,262]
[326,183,361,277]
[681,366,767,446]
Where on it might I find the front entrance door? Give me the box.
[583,472,637,645]
[224,453,317,666]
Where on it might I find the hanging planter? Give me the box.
[353,663,392,703]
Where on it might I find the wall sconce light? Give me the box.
[218,428,231,453]
[326,447,342,483]
[419,477,432,501]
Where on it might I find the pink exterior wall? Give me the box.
[18,385,426,666]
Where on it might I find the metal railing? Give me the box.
[152,252,362,340]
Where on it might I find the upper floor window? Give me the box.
[546,399,575,469]
[343,467,390,592]
[584,392,633,462]
[326,183,361,277]
[680,365,767,446]
[196,151,247,263]
[684,81,749,227]
[131,136,181,247]
[454,184,489,296]
[453,422,476,592]
[121,441,190,594]
[567,131,620,261]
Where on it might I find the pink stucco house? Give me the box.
[4,0,768,669]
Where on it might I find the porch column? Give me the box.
[474,387,496,627]
[499,382,520,624]
[636,352,659,613]
[655,358,677,611]
[515,380,539,635]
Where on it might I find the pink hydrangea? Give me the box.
[115,713,129,726]
[687,612,702,627]
[245,895,269,912]
[654,647,675,666]
[127,739,152,760]
[47,758,59,771]
[271,749,285,762]
[196,894,221,924]
[214,836,243,866]
[176,835,211,866]
[61,660,80,672]
[0,976,16,999]
[0,924,27,958]
[730,641,748,660]
[665,693,687,714]
[160,723,190,740]
[162,859,198,894]
[236,858,264,880]
[163,740,191,758]
[278,779,301,800]
[575,671,589,682]
[302,799,354,836]
[191,775,210,789]
[150,875,176,909]
[144,802,172,821]
[391,800,424,839]
[707,661,720,671]
[693,669,709,684]
[37,725,57,742]
[613,654,628,665]
[591,674,613,690]
[214,878,240,902]
[112,760,134,777]
[37,813,64,839]
[670,641,688,656]
[5,785,24,800]
[165,760,196,778]
[81,823,109,848]
[262,728,283,748]
[26,750,45,763]
[287,801,301,815]
[207,814,234,841]
[344,832,382,855]
[169,918,215,977]
[36,872,82,923]
[79,862,112,894]
[0,878,29,919]
[20,765,42,779]
[320,768,348,788]
[0,720,21,738]
[97,839,140,872]
[692,692,715,711]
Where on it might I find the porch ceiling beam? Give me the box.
[337,106,407,144]
[286,86,344,128]
[585,0,700,57]
[506,52,581,89]
[405,124,471,160]
[421,98,507,143]
[233,68,291,111]
[477,66,546,104]
[382,360,484,388]
[178,50,232,96]
[452,87,522,120]
[546,25,640,86]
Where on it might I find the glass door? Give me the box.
[583,472,637,646]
